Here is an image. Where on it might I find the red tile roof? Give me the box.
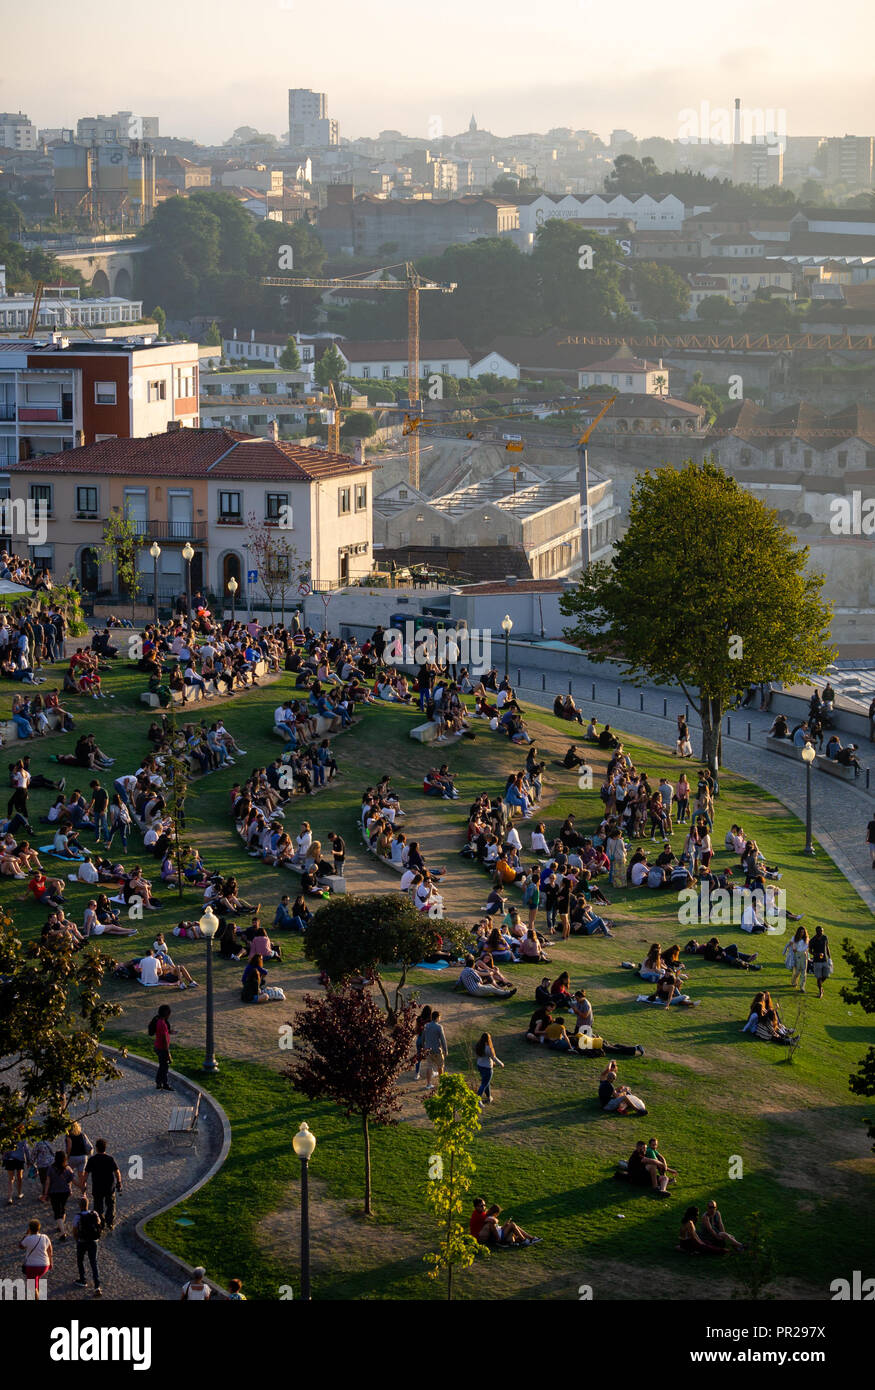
[8,428,372,481]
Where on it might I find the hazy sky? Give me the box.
[4,0,874,145]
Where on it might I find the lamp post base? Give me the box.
[802,847,816,857]
[202,1059,219,1074]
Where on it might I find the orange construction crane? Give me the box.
[263,262,456,488]
[27,282,44,337]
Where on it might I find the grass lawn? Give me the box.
[4,655,873,1301]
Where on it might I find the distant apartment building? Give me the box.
[577,355,670,394]
[335,340,471,381]
[0,288,144,335]
[732,140,784,187]
[317,189,518,257]
[0,338,200,472]
[76,113,159,144]
[155,155,211,191]
[199,368,309,434]
[221,327,318,378]
[0,112,38,150]
[514,194,687,249]
[220,167,284,195]
[698,257,794,305]
[6,426,373,597]
[288,89,338,148]
[821,135,874,188]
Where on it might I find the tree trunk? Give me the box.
[700,695,723,773]
[362,1112,372,1215]
[445,1146,455,1301]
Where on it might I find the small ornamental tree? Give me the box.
[0,912,121,1148]
[841,937,875,1151]
[99,510,141,624]
[286,988,416,1214]
[304,894,469,1017]
[423,1073,486,1299]
[732,1211,777,1300]
[314,343,347,393]
[560,461,834,772]
[279,336,301,371]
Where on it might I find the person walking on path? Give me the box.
[19,1218,52,1300]
[474,1032,505,1104]
[784,927,810,992]
[86,1139,122,1230]
[809,926,832,999]
[150,1003,175,1090]
[3,1129,30,1204]
[43,1150,75,1240]
[420,1008,448,1091]
[181,1267,211,1300]
[72,1195,104,1295]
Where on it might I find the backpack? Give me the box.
[78,1210,102,1242]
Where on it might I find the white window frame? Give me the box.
[94,381,117,405]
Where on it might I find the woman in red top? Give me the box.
[151,1005,174,1091]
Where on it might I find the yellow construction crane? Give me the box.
[262,262,456,488]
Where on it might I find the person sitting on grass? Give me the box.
[458,955,516,999]
[526,1003,554,1043]
[700,1200,744,1251]
[627,1140,670,1197]
[678,1205,724,1255]
[469,1198,541,1248]
[647,971,696,1008]
[598,1060,647,1114]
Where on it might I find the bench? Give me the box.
[816,755,856,781]
[765,734,802,761]
[166,1093,200,1149]
[0,709,67,744]
[410,721,462,744]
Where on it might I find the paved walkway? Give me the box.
[512,661,875,918]
[0,1054,222,1302]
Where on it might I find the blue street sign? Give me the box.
[247,570,258,583]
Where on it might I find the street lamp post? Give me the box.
[227,575,238,626]
[800,742,816,857]
[149,541,161,627]
[292,1122,317,1300]
[182,541,194,633]
[501,614,513,682]
[199,907,220,1072]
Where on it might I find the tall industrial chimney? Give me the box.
[733,98,741,146]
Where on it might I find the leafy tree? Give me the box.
[0,912,121,1149]
[245,511,308,624]
[687,370,727,424]
[732,1211,777,1299]
[740,292,797,333]
[286,988,417,1214]
[314,344,347,392]
[559,462,834,771]
[151,304,166,337]
[423,1073,486,1298]
[163,703,191,900]
[696,296,737,324]
[341,410,376,438]
[279,336,301,371]
[205,320,222,346]
[304,894,468,1017]
[840,938,875,1151]
[531,222,628,329]
[632,260,691,320]
[99,510,141,624]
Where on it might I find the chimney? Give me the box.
[250,328,255,343]
[0,264,5,295]
[167,419,182,432]
[505,575,518,585]
[232,326,237,340]
[266,420,279,442]
[353,439,364,465]
[733,98,741,146]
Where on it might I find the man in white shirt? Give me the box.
[77,854,99,885]
[399,868,416,893]
[138,952,162,986]
[274,704,297,741]
[630,859,650,887]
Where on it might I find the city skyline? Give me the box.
[4,0,874,147]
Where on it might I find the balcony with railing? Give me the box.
[108,518,208,542]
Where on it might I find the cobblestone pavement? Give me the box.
[0,1055,221,1302]
[515,664,875,917]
